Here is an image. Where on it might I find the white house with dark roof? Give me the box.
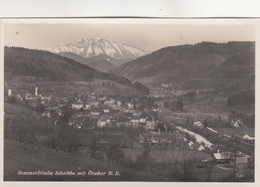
[72,103,84,110]
[242,132,255,140]
[231,119,244,127]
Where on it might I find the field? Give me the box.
[5,102,43,120]
[4,140,171,181]
[152,149,212,163]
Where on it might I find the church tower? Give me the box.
[35,86,38,96]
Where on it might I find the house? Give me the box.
[116,101,122,106]
[198,145,205,151]
[103,109,110,113]
[151,134,175,144]
[242,132,255,140]
[74,124,82,129]
[188,141,194,148]
[41,96,51,102]
[115,119,130,127]
[213,152,234,164]
[192,142,205,151]
[104,100,112,106]
[76,98,83,103]
[161,83,170,88]
[90,101,99,107]
[155,101,164,107]
[130,118,140,127]
[139,118,146,123]
[145,119,155,130]
[140,132,176,145]
[68,114,87,128]
[231,119,243,128]
[84,104,91,110]
[127,103,134,109]
[152,108,159,112]
[72,103,84,110]
[25,94,38,101]
[42,111,51,118]
[91,109,100,116]
[104,99,115,106]
[97,117,111,128]
[236,153,250,164]
[56,108,62,116]
[193,121,203,128]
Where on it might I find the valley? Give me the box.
[4,40,255,182]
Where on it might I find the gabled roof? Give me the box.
[213,152,234,160]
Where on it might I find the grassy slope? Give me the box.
[5,102,42,118]
[4,140,171,181]
[4,102,51,131]
[4,47,135,88]
[4,103,171,181]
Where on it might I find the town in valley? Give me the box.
[4,23,255,182]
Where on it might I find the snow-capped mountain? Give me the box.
[49,38,147,60]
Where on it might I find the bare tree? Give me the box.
[89,135,100,169]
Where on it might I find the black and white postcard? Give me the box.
[1,18,258,183]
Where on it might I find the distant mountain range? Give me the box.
[4,47,149,94]
[48,38,147,71]
[48,38,147,72]
[112,41,255,92]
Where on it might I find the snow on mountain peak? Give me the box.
[48,38,147,60]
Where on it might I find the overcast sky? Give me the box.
[4,22,255,52]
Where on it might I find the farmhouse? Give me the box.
[242,132,255,140]
[213,152,234,164]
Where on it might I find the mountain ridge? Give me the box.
[4,47,149,94]
[112,41,255,92]
[58,52,129,72]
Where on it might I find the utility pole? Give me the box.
[233,134,238,182]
